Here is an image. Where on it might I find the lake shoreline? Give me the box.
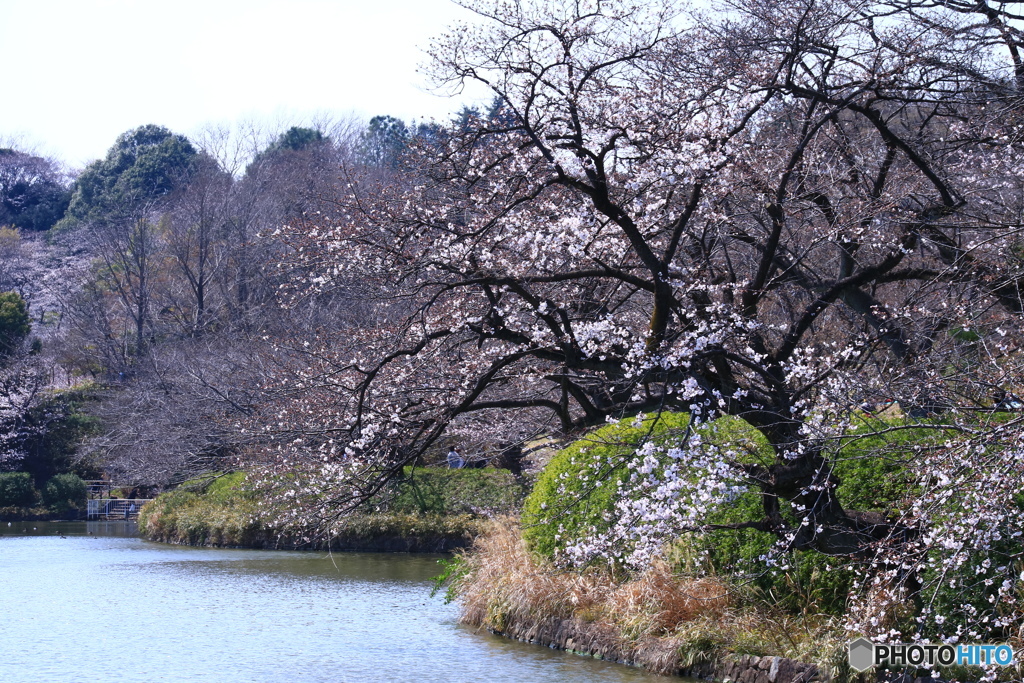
[483,615,823,683]
[0,506,85,522]
[137,468,519,554]
[141,511,488,553]
[2,523,669,682]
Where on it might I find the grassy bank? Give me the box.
[139,468,523,551]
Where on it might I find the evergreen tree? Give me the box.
[62,124,198,226]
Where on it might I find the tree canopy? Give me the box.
[5,0,1024,654]
[63,124,198,225]
[0,149,70,232]
[0,291,29,360]
[247,126,329,171]
[357,115,409,168]
[263,0,1024,643]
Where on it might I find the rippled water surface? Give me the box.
[0,522,670,682]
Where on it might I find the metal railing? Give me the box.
[86,498,151,520]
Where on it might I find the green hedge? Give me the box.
[0,472,39,507]
[522,412,777,562]
[42,473,87,513]
[828,413,954,512]
[386,466,526,515]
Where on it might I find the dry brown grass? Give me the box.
[452,521,847,677]
[458,520,731,634]
[454,521,737,674]
[608,560,731,637]
[457,517,610,630]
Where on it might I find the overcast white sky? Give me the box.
[0,0,491,168]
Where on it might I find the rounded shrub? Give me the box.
[522,412,741,560]
[522,411,865,615]
[523,412,776,562]
[830,411,1024,635]
[521,409,977,616]
[42,473,87,512]
[0,472,40,507]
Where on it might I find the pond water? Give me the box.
[0,522,672,682]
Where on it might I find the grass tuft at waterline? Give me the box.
[449,523,849,678]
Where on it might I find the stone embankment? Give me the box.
[492,615,822,682]
[682,655,822,683]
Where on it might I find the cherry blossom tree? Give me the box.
[0,292,43,468]
[265,0,1024,642]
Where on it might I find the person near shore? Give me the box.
[447,447,464,469]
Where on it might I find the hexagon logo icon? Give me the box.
[848,638,875,672]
